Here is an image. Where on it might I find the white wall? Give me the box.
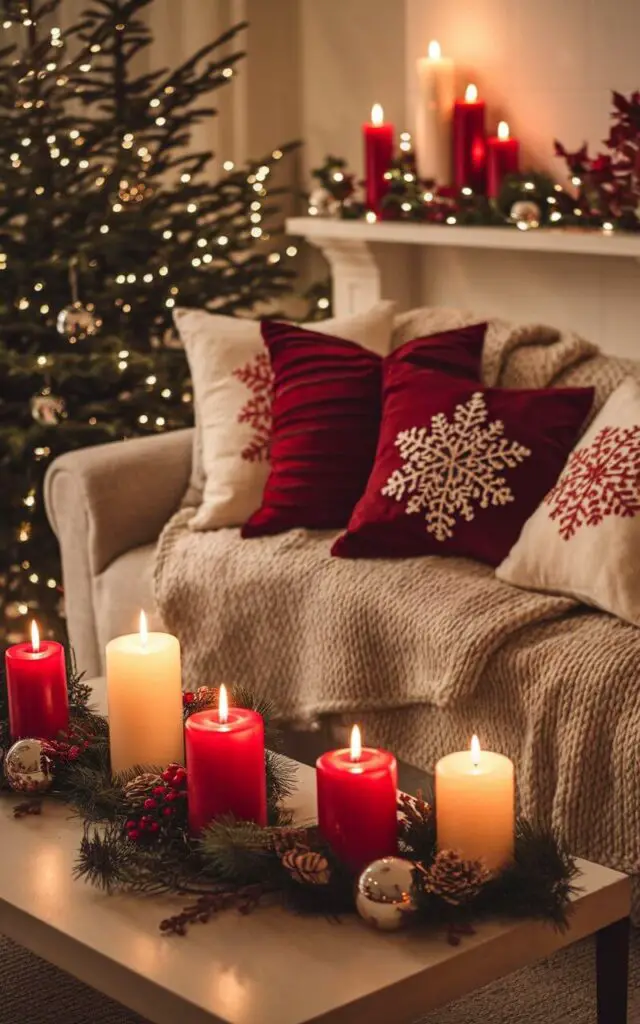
[295,0,640,357]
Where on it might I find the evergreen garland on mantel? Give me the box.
[0,658,578,943]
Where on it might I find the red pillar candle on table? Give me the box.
[5,621,69,740]
[316,725,398,872]
[453,83,487,193]
[186,684,267,834]
[363,103,394,216]
[486,121,520,199]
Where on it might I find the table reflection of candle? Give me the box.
[316,725,398,872]
[453,83,487,193]
[5,621,69,740]
[186,685,267,834]
[363,103,394,215]
[487,121,520,198]
[414,40,455,184]
[435,735,514,871]
[106,611,184,774]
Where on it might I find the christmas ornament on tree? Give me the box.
[423,849,490,906]
[4,738,53,794]
[30,390,67,426]
[510,200,541,229]
[356,856,418,930]
[308,186,341,218]
[56,302,102,344]
[281,848,331,885]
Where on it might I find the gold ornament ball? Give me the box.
[510,200,541,229]
[4,738,54,794]
[356,856,418,931]
[30,390,67,426]
[56,302,102,342]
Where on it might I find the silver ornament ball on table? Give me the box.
[356,856,419,931]
[4,738,53,794]
[510,200,541,230]
[56,301,102,342]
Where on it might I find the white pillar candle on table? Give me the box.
[435,735,514,871]
[106,611,184,774]
[414,40,455,184]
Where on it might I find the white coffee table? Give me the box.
[0,683,630,1024]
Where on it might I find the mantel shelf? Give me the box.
[286,216,640,259]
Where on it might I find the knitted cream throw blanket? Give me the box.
[155,310,640,905]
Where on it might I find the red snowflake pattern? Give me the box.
[232,351,274,462]
[544,425,640,540]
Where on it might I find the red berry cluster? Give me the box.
[124,763,188,843]
[43,734,91,763]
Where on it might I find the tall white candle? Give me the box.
[414,40,455,184]
[106,611,184,774]
[435,735,514,871]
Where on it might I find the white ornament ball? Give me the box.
[356,856,418,931]
[510,200,541,229]
[4,738,53,794]
[56,302,101,342]
[30,391,67,426]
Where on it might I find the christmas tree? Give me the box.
[0,0,303,641]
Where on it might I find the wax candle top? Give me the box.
[323,725,393,776]
[438,735,514,778]
[186,690,261,736]
[497,120,510,140]
[7,621,60,662]
[370,103,384,126]
[464,83,479,103]
[427,39,441,59]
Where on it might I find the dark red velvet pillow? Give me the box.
[332,364,594,565]
[242,320,488,536]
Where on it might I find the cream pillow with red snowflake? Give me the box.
[497,376,640,626]
[174,303,397,530]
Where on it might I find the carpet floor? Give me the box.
[0,929,637,1024]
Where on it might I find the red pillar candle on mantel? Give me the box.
[452,83,487,193]
[5,621,69,740]
[316,725,398,872]
[486,120,520,199]
[185,684,267,834]
[363,103,394,215]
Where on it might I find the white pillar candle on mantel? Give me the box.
[435,735,515,872]
[414,40,455,185]
[106,611,184,774]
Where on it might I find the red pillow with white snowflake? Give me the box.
[497,377,640,623]
[332,364,593,565]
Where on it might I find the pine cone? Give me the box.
[281,848,331,886]
[423,850,489,906]
[123,773,163,807]
[271,827,311,857]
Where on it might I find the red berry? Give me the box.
[143,798,157,810]
[148,821,160,833]
[153,786,165,797]
[127,829,140,842]
[161,770,173,782]
[183,692,195,704]
[162,806,174,817]
[125,820,137,830]
[69,745,81,759]
[165,790,178,801]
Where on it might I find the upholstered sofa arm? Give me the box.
[44,429,193,676]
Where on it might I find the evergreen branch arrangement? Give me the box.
[0,653,578,945]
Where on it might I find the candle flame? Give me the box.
[427,39,441,59]
[471,734,481,767]
[465,83,478,103]
[371,103,384,126]
[30,619,40,653]
[219,683,229,724]
[139,609,148,648]
[497,120,510,141]
[350,724,362,762]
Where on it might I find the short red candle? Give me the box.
[363,103,394,215]
[453,83,486,193]
[185,687,267,834]
[5,623,69,740]
[316,726,398,872]
[486,121,520,199]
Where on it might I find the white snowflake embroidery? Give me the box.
[381,391,531,541]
